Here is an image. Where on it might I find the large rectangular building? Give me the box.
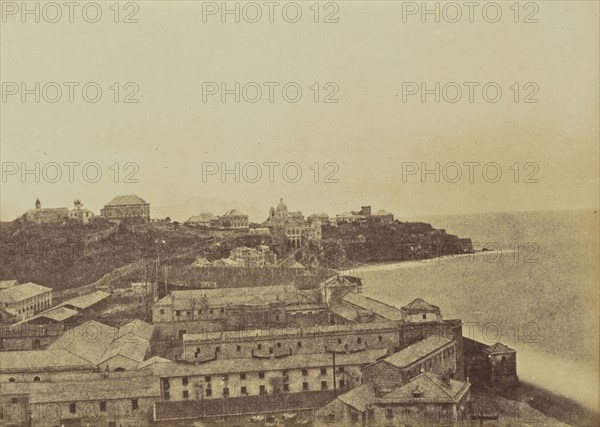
[100,194,150,220]
[0,282,53,320]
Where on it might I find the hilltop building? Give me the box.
[464,338,518,387]
[23,199,69,224]
[264,199,322,247]
[100,194,150,220]
[219,209,249,229]
[184,212,217,227]
[401,298,443,322]
[68,207,95,224]
[0,282,53,320]
[336,205,394,225]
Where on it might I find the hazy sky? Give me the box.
[1,1,598,222]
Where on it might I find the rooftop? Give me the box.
[378,372,470,403]
[184,321,398,343]
[2,376,160,403]
[155,349,388,377]
[401,298,440,313]
[156,284,317,309]
[155,390,336,421]
[338,383,376,412]
[55,290,111,310]
[104,194,148,206]
[342,292,404,321]
[0,349,93,373]
[484,342,516,354]
[0,282,52,304]
[13,306,80,326]
[383,336,453,369]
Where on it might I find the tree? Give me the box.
[73,199,83,210]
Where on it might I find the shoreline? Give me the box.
[338,249,515,274]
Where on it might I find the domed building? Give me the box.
[263,198,322,247]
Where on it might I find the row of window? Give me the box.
[7,376,41,383]
[68,399,138,414]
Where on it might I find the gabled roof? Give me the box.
[383,336,453,369]
[222,209,246,217]
[0,282,52,304]
[342,292,404,321]
[186,213,216,223]
[401,298,440,313]
[0,280,18,289]
[378,372,469,403]
[100,334,149,363]
[337,383,376,412]
[56,290,111,310]
[13,306,80,326]
[373,209,393,216]
[484,342,516,354]
[118,319,154,341]
[104,194,148,206]
[138,356,172,369]
[48,320,118,365]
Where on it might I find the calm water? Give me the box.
[357,209,599,409]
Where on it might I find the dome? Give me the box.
[276,198,288,212]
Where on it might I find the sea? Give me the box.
[352,209,599,410]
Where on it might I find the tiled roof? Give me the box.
[0,349,93,373]
[329,304,359,322]
[342,293,404,321]
[0,282,52,304]
[338,383,376,412]
[401,298,440,313]
[155,390,336,421]
[101,334,149,363]
[383,336,453,369]
[155,349,388,377]
[138,356,172,369]
[484,342,516,354]
[0,280,18,289]
[378,372,469,403]
[56,290,111,310]
[2,376,160,403]
[104,194,148,206]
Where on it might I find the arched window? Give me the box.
[8,377,16,382]
[33,376,41,382]
[114,367,125,372]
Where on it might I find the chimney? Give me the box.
[441,372,451,386]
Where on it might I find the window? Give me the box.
[205,375,211,382]
[337,338,342,344]
[338,366,345,373]
[240,373,247,380]
[303,382,309,391]
[209,309,213,314]
[386,408,393,419]
[241,386,247,394]
[269,347,274,354]
[100,401,107,412]
[351,413,359,423]
[69,403,76,414]
[175,310,181,316]
[222,375,229,382]
[183,390,189,399]
[160,309,165,315]
[257,343,262,350]
[276,342,281,348]
[259,371,265,379]
[182,377,188,386]
[378,335,383,342]
[297,341,302,348]
[282,370,288,377]
[339,380,345,388]
[33,376,41,382]
[275,314,280,321]
[259,385,266,395]
[321,381,328,390]
[206,388,212,397]
[223,387,229,397]
[302,369,308,376]
[187,311,191,316]
[8,378,15,382]
[357,337,362,344]
[237,345,241,352]
[11,397,18,404]
[422,314,427,320]
[320,367,327,375]
[283,383,289,392]
[164,391,170,400]
[216,346,220,352]
[132,399,139,410]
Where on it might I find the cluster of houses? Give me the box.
[193,245,278,269]
[0,274,518,426]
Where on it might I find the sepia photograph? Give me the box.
[1,1,599,426]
